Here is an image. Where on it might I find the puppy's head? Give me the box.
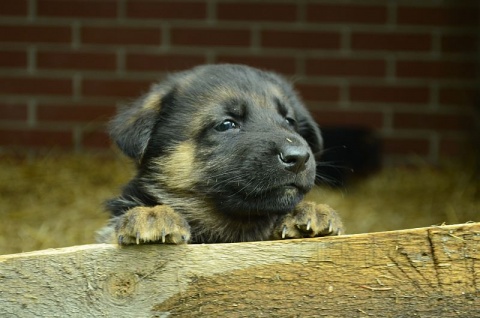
[110,64,323,217]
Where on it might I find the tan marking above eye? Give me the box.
[268,83,284,99]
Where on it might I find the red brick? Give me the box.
[311,110,384,129]
[351,32,431,51]
[295,84,340,102]
[0,129,73,148]
[37,0,117,18]
[37,51,116,71]
[398,6,479,26]
[439,88,476,106]
[127,1,206,19]
[439,136,468,157]
[396,60,477,79]
[393,113,472,131]
[82,78,151,98]
[350,85,429,104]
[81,26,161,45]
[82,130,111,149]
[215,55,296,75]
[0,103,28,121]
[383,137,430,155]
[0,77,72,96]
[261,30,340,50]
[0,1,28,16]
[37,104,116,123]
[441,35,478,53]
[0,25,71,44]
[126,53,206,72]
[171,28,250,47]
[217,3,297,22]
[0,50,27,68]
[306,4,387,24]
[306,58,386,77]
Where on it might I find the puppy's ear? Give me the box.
[297,112,324,155]
[109,83,170,161]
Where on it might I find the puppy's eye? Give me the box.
[215,120,239,132]
[285,117,296,127]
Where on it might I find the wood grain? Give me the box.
[1,223,479,317]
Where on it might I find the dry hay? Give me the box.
[0,152,132,255]
[0,153,478,255]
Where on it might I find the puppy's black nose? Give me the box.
[278,145,310,173]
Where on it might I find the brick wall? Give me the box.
[0,0,478,164]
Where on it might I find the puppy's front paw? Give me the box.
[116,205,191,245]
[272,202,344,240]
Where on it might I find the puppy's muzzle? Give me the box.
[278,144,311,173]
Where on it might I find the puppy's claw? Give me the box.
[161,229,166,243]
[281,225,287,239]
[136,231,140,245]
[328,220,333,234]
[118,235,124,245]
[306,219,312,231]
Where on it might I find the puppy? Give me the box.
[98,64,344,244]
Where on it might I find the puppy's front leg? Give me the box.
[271,202,344,240]
[115,205,191,245]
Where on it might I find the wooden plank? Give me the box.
[1,223,479,317]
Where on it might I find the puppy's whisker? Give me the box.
[315,173,345,187]
[314,145,347,157]
[314,161,352,189]
[229,177,258,198]
[206,174,252,189]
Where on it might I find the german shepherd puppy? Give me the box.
[98,64,344,244]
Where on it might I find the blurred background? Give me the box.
[0,0,478,254]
